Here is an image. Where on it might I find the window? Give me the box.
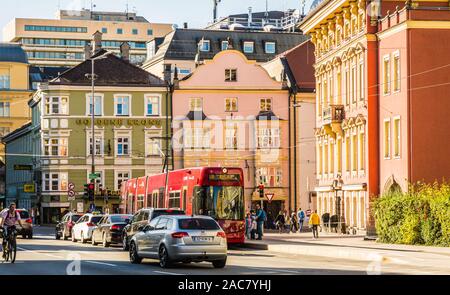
[115,95,130,116]
[352,134,358,171]
[260,98,272,112]
[359,62,364,100]
[265,42,276,54]
[221,40,229,50]
[199,40,210,52]
[89,137,103,156]
[393,117,401,158]
[383,55,391,95]
[147,29,153,36]
[117,28,123,34]
[225,69,237,82]
[337,138,342,173]
[345,68,350,105]
[43,173,68,192]
[44,138,68,156]
[189,98,203,111]
[117,137,130,156]
[359,132,365,170]
[393,52,400,92]
[384,120,391,159]
[0,75,10,89]
[0,127,10,137]
[101,28,107,33]
[184,128,210,149]
[0,102,10,117]
[243,41,254,53]
[168,192,181,208]
[147,138,161,156]
[345,136,351,172]
[24,25,87,33]
[177,68,191,75]
[351,65,357,103]
[225,97,238,112]
[257,167,282,187]
[146,96,160,116]
[132,29,138,35]
[116,172,129,190]
[257,128,280,148]
[87,95,102,116]
[225,124,238,149]
[45,96,68,115]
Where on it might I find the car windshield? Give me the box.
[178,218,220,230]
[152,210,185,219]
[91,216,102,223]
[110,215,131,223]
[18,211,29,219]
[194,186,244,220]
[72,215,82,222]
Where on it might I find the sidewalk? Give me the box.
[241,231,450,271]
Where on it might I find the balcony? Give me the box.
[323,105,345,124]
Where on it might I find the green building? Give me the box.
[26,48,170,223]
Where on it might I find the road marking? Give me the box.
[153,270,182,275]
[84,260,117,267]
[246,266,300,274]
[17,246,64,259]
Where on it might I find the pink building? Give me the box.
[172,50,290,215]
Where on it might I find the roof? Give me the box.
[2,122,32,144]
[299,0,330,27]
[228,11,286,20]
[280,40,315,92]
[49,49,166,87]
[0,43,28,64]
[29,66,68,88]
[148,28,308,64]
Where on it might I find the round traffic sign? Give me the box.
[68,182,75,190]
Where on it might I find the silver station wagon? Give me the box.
[129,215,228,268]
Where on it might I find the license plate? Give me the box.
[193,236,213,242]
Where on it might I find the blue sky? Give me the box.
[1,0,314,40]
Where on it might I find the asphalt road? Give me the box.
[0,227,441,275]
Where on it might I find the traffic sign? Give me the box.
[89,173,100,180]
[68,189,76,201]
[265,193,275,203]
[68,182,75,190]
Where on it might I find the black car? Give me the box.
[122,208,185,251]
[55,212,83,240]
[91,214,132,247]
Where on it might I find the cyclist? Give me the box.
[0,203,24,258]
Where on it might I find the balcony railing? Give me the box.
[323,105,345,123]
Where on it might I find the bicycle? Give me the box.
[1,226,17,263]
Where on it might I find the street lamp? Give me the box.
[85,51,109,211]
[151,139,170,207]
[332,174,344,234]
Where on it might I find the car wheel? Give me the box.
[81,232,86,244]
[91,233,97,246]
[102,233,110,248]
[55,230,60,240]
[122,234,129,251]
[129,242,142,264]
[212,258,227,269]
[159,245,172,268]
[71,231,77,242]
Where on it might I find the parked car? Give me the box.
[55,212,83,240]
[16,209,33,239]
[91,214,132,247]
[129,215,227,268]
[71,213,103,243]
[122,208,185,251]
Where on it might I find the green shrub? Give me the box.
[374,182,450,247]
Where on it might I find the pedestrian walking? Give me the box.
[297,208,305,232]
[290,211,298,233]
[255,204,266,240]
[285,211,291,233]
[245,212,252,239]
[274,210,285,233]
[31,207,36,225]
[250,210,257,240]
[309,210,321,239]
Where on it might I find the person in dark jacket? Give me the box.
[274,210,286,234]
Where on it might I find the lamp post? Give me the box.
[85,52,109,210]
[332,174,344,234]
[151,139,169,207]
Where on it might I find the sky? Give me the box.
[1,0,315,40]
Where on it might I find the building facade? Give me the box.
[378,2,450,193]
[2,9,173,67]
[172,50,290,217]
[23,46,169,223]
[0,43,33,203]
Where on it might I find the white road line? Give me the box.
[153,270,182,275]
[17,246,64,259]
[84,261,118,267]
[246,266,300,274]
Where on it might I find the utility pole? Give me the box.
[213,0,222,23]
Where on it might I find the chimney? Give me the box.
[248,7,253,26]
[120,42,130,61]
[183,22,188,29]
[84,43,92,60]
[163,64,172,84]
[92,31,103,52]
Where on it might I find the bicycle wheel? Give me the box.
[4,243,9,262]
[9,239,16,263]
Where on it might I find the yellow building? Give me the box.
[0,43,33,197]
[2,9,173,67]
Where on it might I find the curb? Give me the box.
[232,242,269,250]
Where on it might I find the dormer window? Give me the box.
[199,40,210,52]
[265,41,276,54]
[243,41,254,53]
[221,40,229,51]
[225,69,237,82]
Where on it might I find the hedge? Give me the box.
[373,182,450,247]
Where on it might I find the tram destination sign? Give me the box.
[208,174,241,182]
